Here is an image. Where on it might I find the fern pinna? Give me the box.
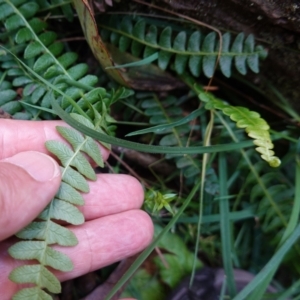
[99,15,267,78]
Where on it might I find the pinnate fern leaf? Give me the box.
[0,0,99,120]
[8,112,104,298]
[198,90,281,167]
[99,15,267,78]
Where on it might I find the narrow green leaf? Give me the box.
[9,265,61,293]
[61,166,89,192]
[219,154,236,297]
[103,180,202,300]
[52,96,254,155]
[233,225,300,300]
[39,198,85,225]
[126,107,204,136]
[106,52,158,70]
[12,287,52,300]
[202,32,217,78]
[16,221,78,246]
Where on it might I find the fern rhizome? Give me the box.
[0,0,280,299]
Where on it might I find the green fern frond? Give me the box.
[99,15,267,78]
[0,0,100,120]
[8,113,104,298]
[192,85,280,168]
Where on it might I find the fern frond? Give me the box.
[8,113,103,298]
[0,0,99,120]
[99,15,267,78]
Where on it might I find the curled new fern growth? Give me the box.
[99,15,267,78]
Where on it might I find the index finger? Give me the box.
[0,119,110,160]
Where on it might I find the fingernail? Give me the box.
[3,151,60,182]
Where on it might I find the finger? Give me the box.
[0,119,110,161]
[0,151,61,240]
[81,174,145,220]
[0,210,154,297]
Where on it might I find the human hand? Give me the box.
[0,119,153,299]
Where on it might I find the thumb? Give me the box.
[0,151,61,241]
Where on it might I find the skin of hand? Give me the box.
[0,119,153,299]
